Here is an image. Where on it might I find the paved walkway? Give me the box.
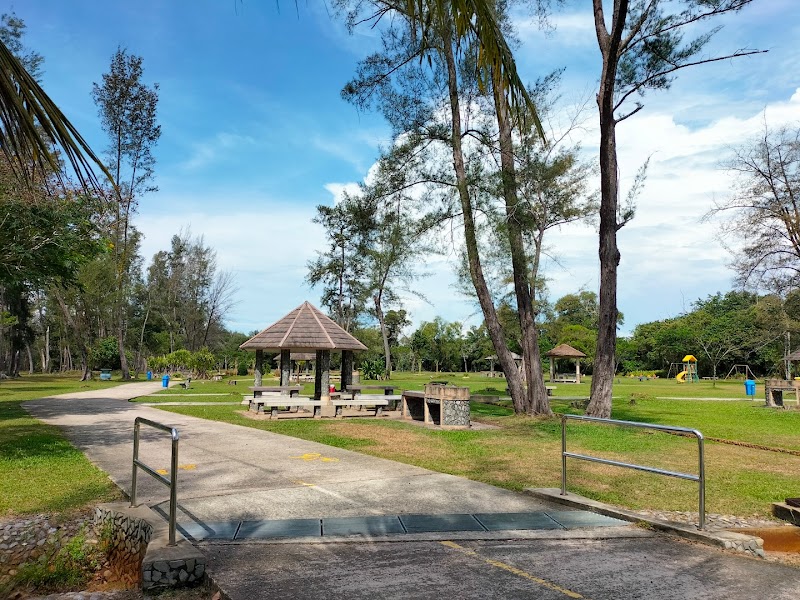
[24,382,592,533]
[24,383,800,599]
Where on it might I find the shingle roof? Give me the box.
[545,343,587,358]
[240,302,368,352]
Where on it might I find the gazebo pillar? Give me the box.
[341,350,353,391]
[316,350,335,417]
[575,359,581,384]
[549,357,555,383]
[280,349,291,386]
[254,350,264,387]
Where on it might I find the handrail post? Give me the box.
[131,417,180,546]
[560,414,706,530]
[697,432,705,530]
[169,433,179,546]
[131,420,140,507]
[560,415,567,496]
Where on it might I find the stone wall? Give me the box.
[0,514,86,582]
[93,506,152,588]
[94,503,205,592]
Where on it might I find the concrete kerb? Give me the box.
[525,488,765,558]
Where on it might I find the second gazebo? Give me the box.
[239,301,367,413]
[545,343,587,384]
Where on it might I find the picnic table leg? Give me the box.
[335,406,343,418]
[401,396,408,418]
[271,407,278,419]
[376,406,383,417]
[423,399,431,424]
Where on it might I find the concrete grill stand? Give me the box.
[402,383,470,429]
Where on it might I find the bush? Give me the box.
[190,348,216,378]
[360,357,385,380]
[237,362,249,376]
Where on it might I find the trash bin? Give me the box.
[146,371,152,381]
[162,374,170,388]
[744,379,756,397]
[100,368,112,381]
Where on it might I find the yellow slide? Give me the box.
[676,370,688,382]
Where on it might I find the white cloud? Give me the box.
[136,202,327,333]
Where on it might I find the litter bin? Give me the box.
[100,368,112,381]
[146,371,152,381]
[744,379,756,397]
[162,374,170,388]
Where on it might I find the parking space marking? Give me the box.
[440,541,585,599]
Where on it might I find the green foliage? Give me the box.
[359,356,386,380]
[9,528,101,593]
[189,347,216,378]
[165,349,191,371]
[237,362,249,376]
[89,336,120,369]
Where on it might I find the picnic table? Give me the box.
[248,385,302,398]
[345,384,397,395]
[344,384,401,410]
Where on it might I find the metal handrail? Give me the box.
[560,414,706,530]
[131,417,179,545]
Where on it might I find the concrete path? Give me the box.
[24,383,565,524]
[24,383,800,599]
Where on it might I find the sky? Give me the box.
[11,0,800,336]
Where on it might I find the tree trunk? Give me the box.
[439,14,528,413]
[587,0,628,419]
[117,324,130,380]
[25,344,33,374]
[44,325,50,373]
[374,294,392,378]
[492,68,551,416]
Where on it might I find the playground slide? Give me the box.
[676,370,688,382]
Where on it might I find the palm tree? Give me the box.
[0,39,105,187]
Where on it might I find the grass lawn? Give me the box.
[152,371,800,519]
[0,375,124,516]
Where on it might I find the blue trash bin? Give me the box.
[744,379,756,397]
[146,371,152,381]
[162,374,170,388]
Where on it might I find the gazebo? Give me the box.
[481,352,522,377]
[272,352,315,379]
[239,301,367,414]
[545,343,587,384]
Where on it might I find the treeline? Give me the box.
[0,16,239,380]
[344,289,796,380]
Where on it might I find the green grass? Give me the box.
[0,375,123,516]
[153,372,800,519]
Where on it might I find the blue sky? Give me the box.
[12,1,800,336]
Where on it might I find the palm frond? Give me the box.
[0,39,107,188]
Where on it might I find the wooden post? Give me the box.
[254,350,263,387]
[341,351,353,391]
[280,349,291,386]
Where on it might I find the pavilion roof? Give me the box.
[482,352,522,361]
[786,349,800,361]
[545,343,587,358]
[240,301,368,352]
